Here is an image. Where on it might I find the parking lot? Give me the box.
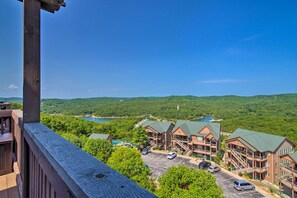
[142,152,265,198]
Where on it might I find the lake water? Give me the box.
[83,115,213,123]
[192,115,213,122]
[83,117,118,123]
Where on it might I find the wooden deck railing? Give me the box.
[1,110,155,198]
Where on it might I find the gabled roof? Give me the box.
[142,121,174,134]
[89,133,110,140]
[227,128,287,153]
[289,152,297,163]
[173,120,220,140]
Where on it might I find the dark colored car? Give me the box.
[198,161,211,169]
[142,148,150,155]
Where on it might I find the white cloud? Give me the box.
[240,34,262,42]
[7,84,19,90]
[197,79,250,84]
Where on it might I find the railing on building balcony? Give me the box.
[254,155,268,161]
[173,136,188,142]
[281,163,297,177]
[0,110,155,198]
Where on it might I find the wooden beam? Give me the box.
[23,0,41,197]
[23,0,41,123]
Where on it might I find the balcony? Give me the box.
[193,149,211,154]
[172,137,188,142]
[254,155,268,161]
[254,166,268,173]
[0,110,155,198]
[210,142,217,148]
[281,163,297,178]
[281,178,297,192]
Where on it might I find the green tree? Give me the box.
[220,135,228,151]
[214,151,223,164]
[11,103,22,110]
[107,147,155,192]
[157,165,224,198]
[60,133,82,148]
[132,127,148,146]
[83,138,113,163]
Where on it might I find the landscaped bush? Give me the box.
[269,187,275,194]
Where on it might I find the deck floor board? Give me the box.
[0,173,19,198]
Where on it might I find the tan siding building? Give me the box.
[279,152,297,196]
[171,120,220,159]
[225,128,295,189]
[142,121,174,150]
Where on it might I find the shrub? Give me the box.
[269,187,275,194]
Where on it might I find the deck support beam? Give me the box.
[23,0,41,197]
[23,0,41,124]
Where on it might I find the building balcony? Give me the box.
[254,155,268,161]
[254,166,268,173]
[281,164,297,178]
[281,178,297,192]
[193,149,211,154]
[149,136,163,140]
[193,141,211,146]
[172,138,188,142]
[0,110,155,198]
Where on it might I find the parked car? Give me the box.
[167,152,177,159]
[207,165,221,173]
[142,148,150,155]
[233,180,255,191]
[198,161,211,169]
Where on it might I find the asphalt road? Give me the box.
[142,152,265,198]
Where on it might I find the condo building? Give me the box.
[225,128,295,185]
[171,120,221,159]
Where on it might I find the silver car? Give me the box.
[167,152,177,159]
[233,180,255,191]
[207,165,220,173]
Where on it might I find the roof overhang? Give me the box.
[19,0,66,13]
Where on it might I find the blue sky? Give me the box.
[1,0,297,98]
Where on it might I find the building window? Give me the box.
[265,162,269,167]
[266,173,270,177]
[275,162,278,167]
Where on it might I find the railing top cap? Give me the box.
[23,122,155,198]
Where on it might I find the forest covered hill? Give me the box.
[40,94,297,143]
[2,94,297,144]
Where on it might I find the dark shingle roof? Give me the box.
[142,121,174,134]
[173,120,220,140]
[89,133,110,140]
[227,128,287,152]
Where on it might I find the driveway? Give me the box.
[142,152,265,198]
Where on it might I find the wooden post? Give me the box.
[23,0,41,124]
[23,0,41,197]
[1,118,4,135]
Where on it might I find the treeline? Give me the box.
[41,94,297,144]
[41,114,141,144]
[40,114,223,195]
